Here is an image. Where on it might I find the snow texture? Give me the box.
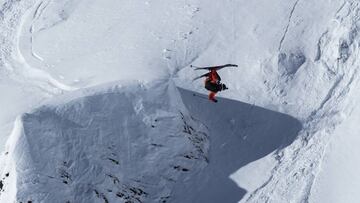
[1,81,209,203]
[1,0,360,202]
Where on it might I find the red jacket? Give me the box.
[206,70,221,83]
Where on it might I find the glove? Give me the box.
[222,84,228,90]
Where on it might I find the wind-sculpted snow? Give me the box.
[0,81,209,203]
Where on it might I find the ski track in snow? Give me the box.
[278,0,301,51]
[30,0,49,61]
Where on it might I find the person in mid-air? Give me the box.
[192,64,237,102]
[203,69,228,102]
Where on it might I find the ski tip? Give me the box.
[229,64,238,67]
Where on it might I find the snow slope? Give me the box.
[310,110,360,203]
[310,86,360,203]
[19,0,215,87]
[174,89,301,203]
[177,1,360,202]
[0,81,209,203]
[1,0,360,202]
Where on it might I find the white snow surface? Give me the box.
[1,0,360,202]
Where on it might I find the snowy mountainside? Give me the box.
[1,0,360,202]
[0,81,209,203]
[177,1,360,202]
[0,0,214,153]
[240,2,360,202]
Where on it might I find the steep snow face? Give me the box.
[0,81,209,203]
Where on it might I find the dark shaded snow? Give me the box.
[0,81,209,203]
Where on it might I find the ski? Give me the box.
[191,64,238,71]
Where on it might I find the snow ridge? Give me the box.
[0,81,209,203]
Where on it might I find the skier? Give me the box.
[192,64,237,103]
[203,69,228,102]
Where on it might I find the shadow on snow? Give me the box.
[175,88,302,203]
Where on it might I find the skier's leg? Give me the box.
[209,92,218,103]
